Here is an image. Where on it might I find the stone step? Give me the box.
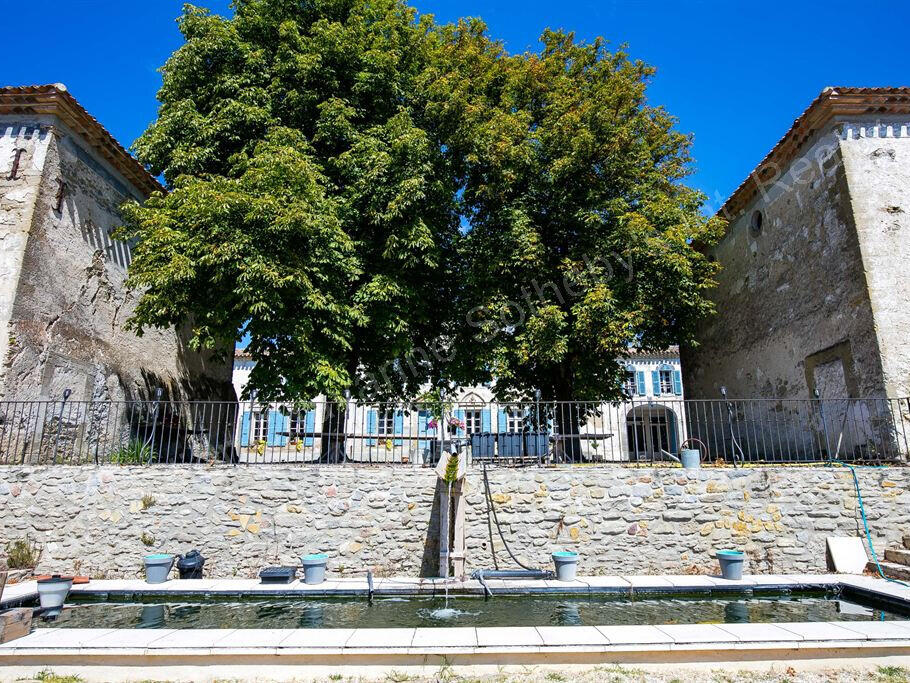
[868,560,910,581]
[885,548,910,567]
[903,535,910,551]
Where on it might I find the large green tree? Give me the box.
[120,0,459,403]
[436,26,725,449]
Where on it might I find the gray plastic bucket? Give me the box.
[301,553,328,585]
[716,550,745,580]
[680,448,701,469]
[552,551,579,581]
[144,554,175,584]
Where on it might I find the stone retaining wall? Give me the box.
[0,466,907,578]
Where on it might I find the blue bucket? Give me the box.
[716,550,745,580]
[301,553,329,585]
[552,551,579,581]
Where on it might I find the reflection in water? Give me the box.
[724,601,749,624]
[139,605,165,629]
[555,601,582,625]
[45,591,902,630]
[298,604,325,628]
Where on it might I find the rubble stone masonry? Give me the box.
[0,465,906,578]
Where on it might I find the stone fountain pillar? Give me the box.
[435,447,468,579]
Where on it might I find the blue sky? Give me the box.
[7,0,907,210]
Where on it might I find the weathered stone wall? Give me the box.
[0,465,906,578]
[682,126,884,403]
[0,111,233,405]
[839,124,910,398]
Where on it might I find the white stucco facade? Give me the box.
[232,348,685,464]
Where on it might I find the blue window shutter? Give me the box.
[498,408,509,432]
[267,410,286,447]
[481,409,492,433]
[240,411,251,445]
[652,370,660,396]
[394,410,404,446]
[304,410,316,446]
[366,409,377,446]
[673,370,682,395]
[668,417,678,452]
[635,372,646,396]
[418,410,430,449]
[454,409,465,435]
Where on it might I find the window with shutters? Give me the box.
[625,371,637,396]
[376,409,395,436]
[659,369,674,395]
[506,408,525,432]
[289,410,305,437]
[464,409,483,434]
[252,410,269,442]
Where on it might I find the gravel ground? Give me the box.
[15,665,910,683]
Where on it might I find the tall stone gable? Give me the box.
[0,84,234,402]
[682,87,910,401]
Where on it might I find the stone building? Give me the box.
[232,347,685,463]
[681,87,910,459]
[683,88,910,400]
[0,84,233,405]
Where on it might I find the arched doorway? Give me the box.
[626,405,678,461]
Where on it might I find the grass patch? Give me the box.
[877,666,910,683]
[5,536,41,569]
[110,439,154,465]
[28,670,83,683]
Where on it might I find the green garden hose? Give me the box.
[831,460,910,588]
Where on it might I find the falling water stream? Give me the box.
[428,480,460,620]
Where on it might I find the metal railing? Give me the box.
[0,397,907,466]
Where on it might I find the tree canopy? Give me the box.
[120,2,724,404]
[120,0,459,401]
[439,25,725,403]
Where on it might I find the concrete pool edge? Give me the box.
[3,573,910,679]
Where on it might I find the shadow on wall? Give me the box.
[419,478,444,577]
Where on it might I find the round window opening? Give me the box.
[750,210,763,237]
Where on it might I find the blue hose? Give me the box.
[830,460,910,588]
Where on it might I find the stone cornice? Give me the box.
[0,83,162,198]
[720,87,910,221]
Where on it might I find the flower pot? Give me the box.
[301,553,328,585]
[144,554,175,584]
[37,576,73,611]
[552,551,579,581]
[716,550,745,580]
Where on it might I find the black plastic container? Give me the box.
[259,566,298,584]
[176,550,206,579]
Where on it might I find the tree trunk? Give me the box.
[320,402,346,463]
[552,379,582,462]
[554,402,583,463]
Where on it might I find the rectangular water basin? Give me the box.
[24,588,910,630]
